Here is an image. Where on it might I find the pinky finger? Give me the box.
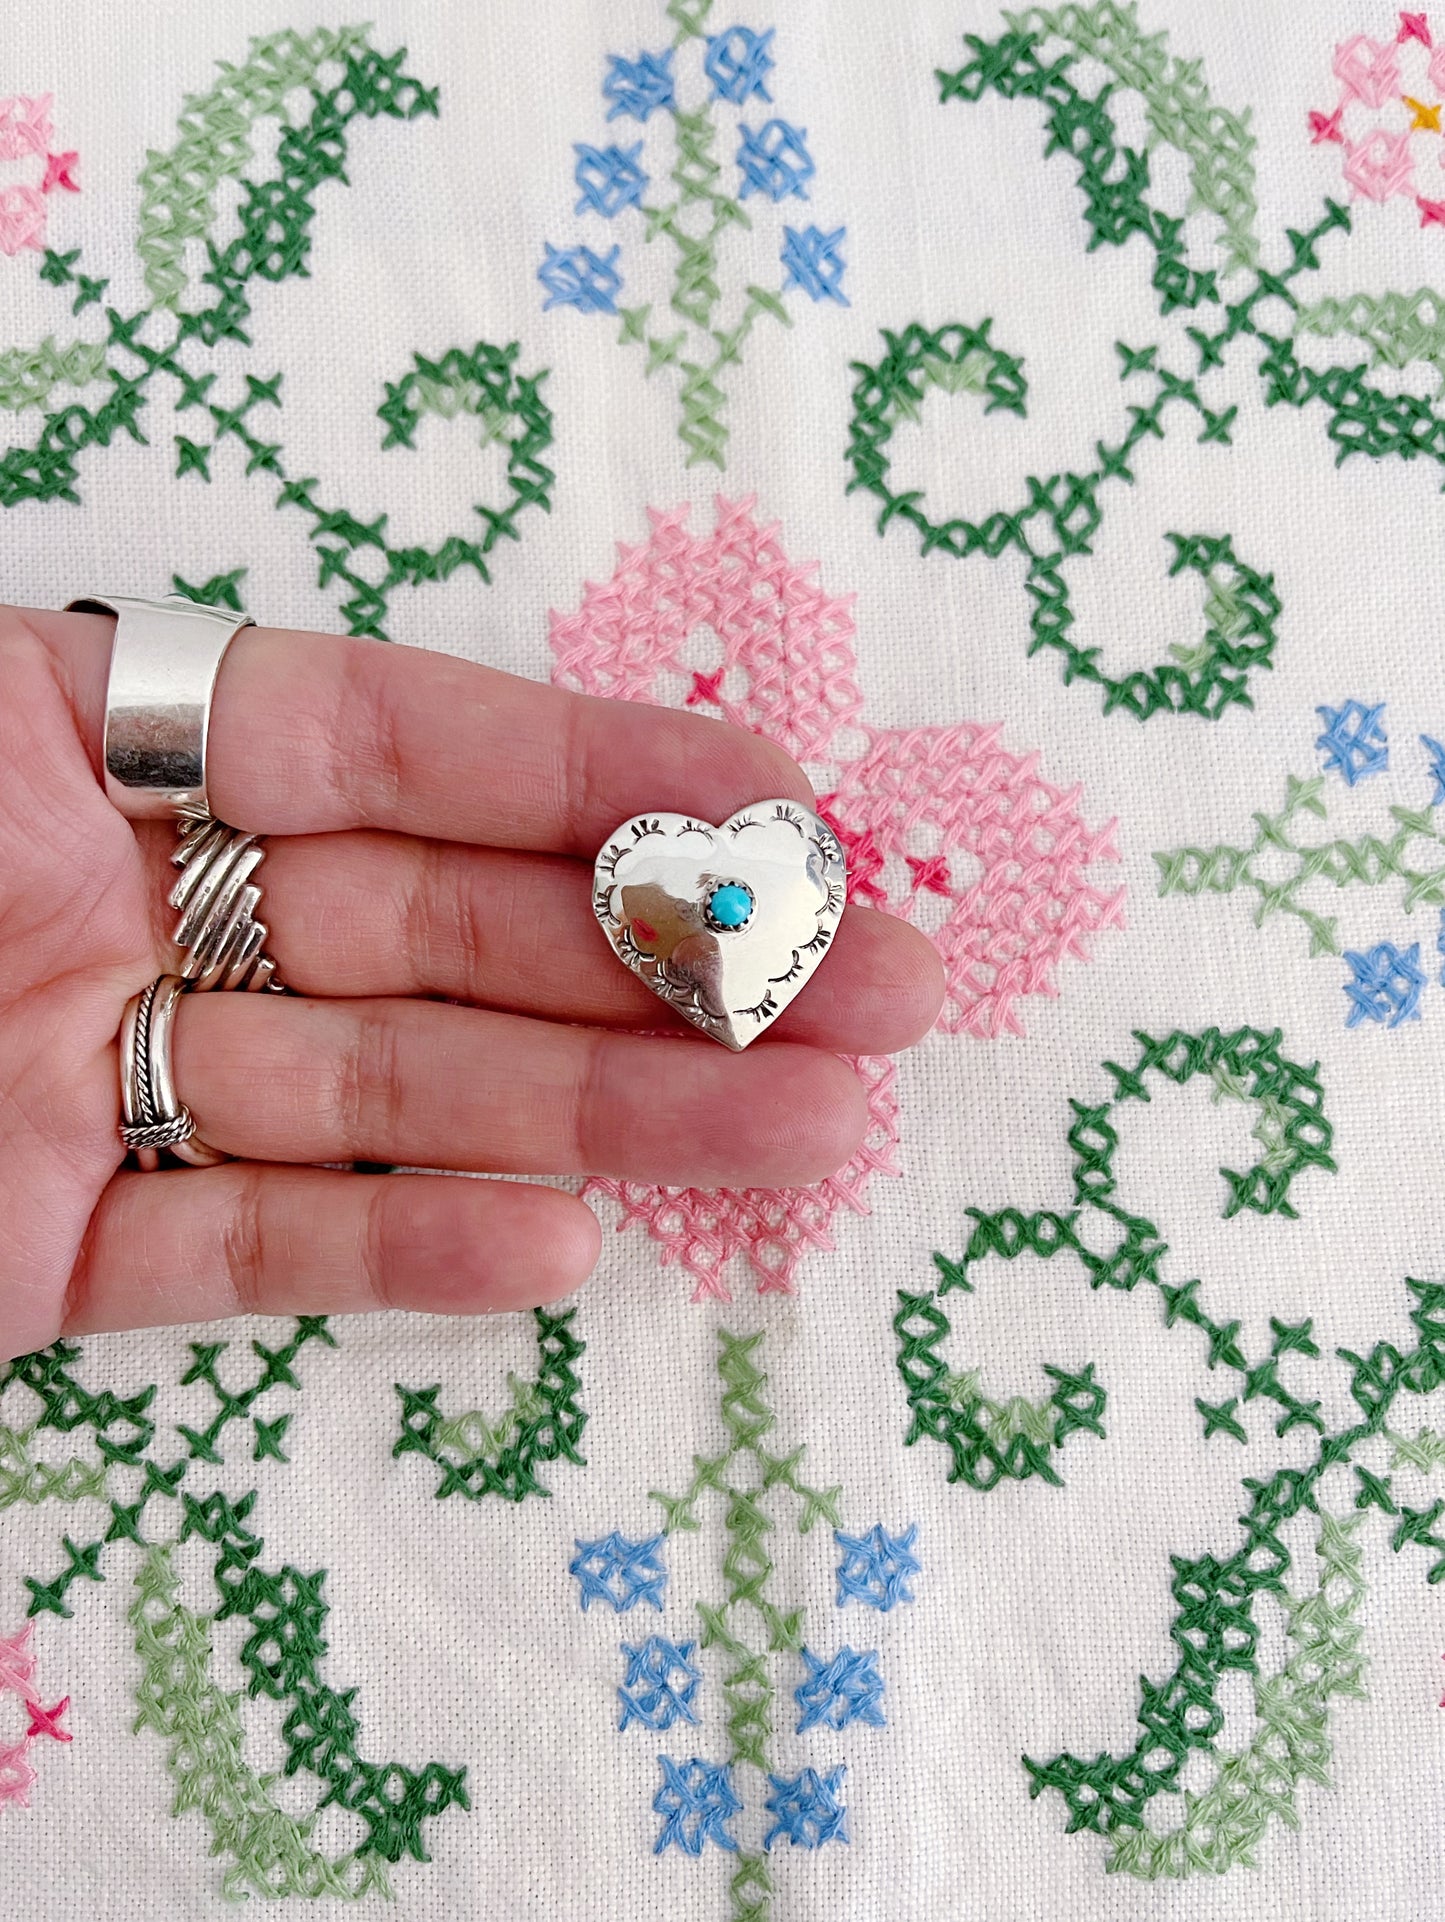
[63,1166,602,1337]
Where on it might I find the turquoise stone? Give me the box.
[707,883,754,929]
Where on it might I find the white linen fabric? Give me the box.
[3,1,1445,1916]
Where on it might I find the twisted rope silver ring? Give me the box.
[118,975,230,1171]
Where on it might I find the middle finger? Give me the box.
[153,828,946,1053]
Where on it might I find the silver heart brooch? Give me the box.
[592,801,847,1049]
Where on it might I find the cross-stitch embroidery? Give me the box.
[0,1623,69,1810]
[1307,14,1445,224]
[571,1329,916,1917]
[0,92,78,262]
[393,1308,587,1503]
[1155,722,1445,1023]
[539,0,847,467]
[895,1016,1445,1874]
[551,497,1123,1298]
[0,31,553,638]
[848,6,1445,720]
[0,1320,482,1896]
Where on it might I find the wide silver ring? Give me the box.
[71,589,285,993]
[67,591,255,821]
[118,975,230,1171]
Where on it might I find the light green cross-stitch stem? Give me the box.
[0,1424,109,1510]
[653,1331,842,1920]
[1155,774,1445,959]
[0,337,107,412]
[1293,290,1445,395]
[605,4,796,468]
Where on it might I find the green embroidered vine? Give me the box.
[1022,1275,1445,1879]
[171,568,249,613]
[847,9,1445,718]
[134,26,404,311]
[131,1542,394,1900]
[175,1317,337,1467]
[2,29,553,638]
[895,1292,1107,1489]
[846,318,1280,721]
[1105,1508,1367,1879]
[1005,3,1260,275]
[0,1316,500,1894]
[1156,771,1445,958]
[393,1307,587,1503]
[893,1018,1445,1875]
[905,1025,1337,1452]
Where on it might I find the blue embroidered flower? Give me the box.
[603,48,675,121]
[653,1756,741,1853]
[618,1637,701,1730]
[705,26,775,103]
[736,118,814,201]
[1422,733,1445,805]
[794,1646,884,1731]
[570,1530,666,1609]
[834,1522,920,1610]
[1342,941,1424,1028]
[1316,700,1388,785]
[763,1765,850,1848]
[574,142,648,217]
[538,243,623,314]
[1438,908,1445,985]
[781,223,848,303]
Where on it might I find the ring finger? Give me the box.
[171,991,870,1185]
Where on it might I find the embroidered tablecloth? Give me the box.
[5,2,1445,1915]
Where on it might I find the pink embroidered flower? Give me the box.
[0,184,46,256]
[550,497,1124,1299]
[1308,20,1445,218]
[1343,125,1417,199]
[0,1623,68,1811]
[1334,34,1403,106]
[0,92,79,259]
[0,93,53,160]
[815,725,1123,1038]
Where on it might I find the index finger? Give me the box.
[27,609,815,854]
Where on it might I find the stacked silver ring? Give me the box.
[171,806,284,993]
[74,591,284,1167]
[118,975,228,1170]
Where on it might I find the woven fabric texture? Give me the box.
[4,2,1445,1916]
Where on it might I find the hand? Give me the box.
[0,606,942,1358]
